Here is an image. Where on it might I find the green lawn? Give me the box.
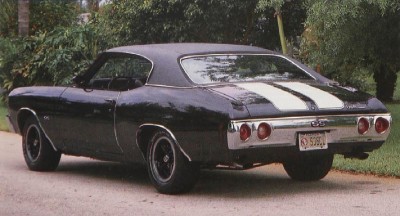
[332,77,400,177]
[333,103,400,177]
[0,101,9,131]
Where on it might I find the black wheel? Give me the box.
[147,130,199,194]
[283,154,334,181]
[22,116,61,171]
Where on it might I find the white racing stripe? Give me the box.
[275,82,344,109]
[236,83,308,111]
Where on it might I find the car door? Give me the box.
[59,87,120,155]
[57,53,148,156]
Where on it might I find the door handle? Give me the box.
[105,98,116,105]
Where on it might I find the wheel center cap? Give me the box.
[163,155,170,163]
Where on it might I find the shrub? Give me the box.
[0,19,109,101]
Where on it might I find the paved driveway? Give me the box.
[0,131,399,216]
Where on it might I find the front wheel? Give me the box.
[283,154,334,181]
[147,130,199,194]
[22,116,61,171]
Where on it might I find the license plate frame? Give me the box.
[298,132,328,151]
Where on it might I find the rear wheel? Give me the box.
[147,130,199,194]
[22,116,61,171]
[283,154,334,181]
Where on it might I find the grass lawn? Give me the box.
[0,101,9,131]
[333,104,400,177]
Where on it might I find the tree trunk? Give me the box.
[373,63,397,102]
[88,0,100,12]
[18,0,29,37]
[275,8,287,55]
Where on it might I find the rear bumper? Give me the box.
[227,113,391,150]
[230,141,384,164]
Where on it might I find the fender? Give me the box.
[137,123,192,161]
[17,108,58,152]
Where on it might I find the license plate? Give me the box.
[298,132,327,151]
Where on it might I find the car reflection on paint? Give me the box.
[7,43,391,194]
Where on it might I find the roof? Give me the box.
[106,43,274,58]
[105,43,325,87]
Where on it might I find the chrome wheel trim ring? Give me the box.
[150,137,176,183]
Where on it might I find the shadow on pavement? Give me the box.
[54,158,351,198]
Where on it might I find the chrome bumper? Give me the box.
[227,113,391,150]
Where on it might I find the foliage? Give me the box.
[0,1,110,101]
[0,0,78,37]
[1,0,307,101]
[257,0,285,11]
[301,0,400,100]
[101,0,306,51]
[0,20,109,101]
[0,0,18,37]
[252,0,307,51]
[30,0,79,35]
[0,37,32,93]
[102,0,255,45]
[0,100,8,131]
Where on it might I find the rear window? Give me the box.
[180,54,314,84]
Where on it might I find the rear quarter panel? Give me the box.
[115,85,250,162]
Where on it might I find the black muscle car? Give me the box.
[7,43,391,194]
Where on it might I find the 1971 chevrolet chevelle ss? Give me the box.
[7,43,391,194]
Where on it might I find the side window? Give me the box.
[89,54,152,91]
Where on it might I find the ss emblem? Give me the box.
[311,120,326,127]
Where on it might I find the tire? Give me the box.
[22,116,61,171]
[283,154,334,181]
[146,130,199,194]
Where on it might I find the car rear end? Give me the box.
[227,113,391,161]
[180,51,392,177]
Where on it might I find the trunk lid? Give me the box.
[207,81,387,118]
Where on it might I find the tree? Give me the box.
[4,0,79,36]
[1,0,308,100]
[0,0,97,100]
[0,0,18,37]
[87,0,100,12]
[101,0,306,52]
[18,0,29,36]
[30,0,78,34]
[302,0,400,101]
[257,0,287,54]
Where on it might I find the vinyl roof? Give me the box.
[106,43,274,58]
[104,43,326,87]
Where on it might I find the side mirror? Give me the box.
[72,75,86,87]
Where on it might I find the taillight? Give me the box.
[375,117,389,134]
[358,117,370,134]
[257,123,272,140]
[240,124,251,141]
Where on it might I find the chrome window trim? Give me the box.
[179,53,317,85]
[105,51,155,84]
[144,83,195,89]
[227,113,391,150]
[137,123,192,161]
[17,108,58,152]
